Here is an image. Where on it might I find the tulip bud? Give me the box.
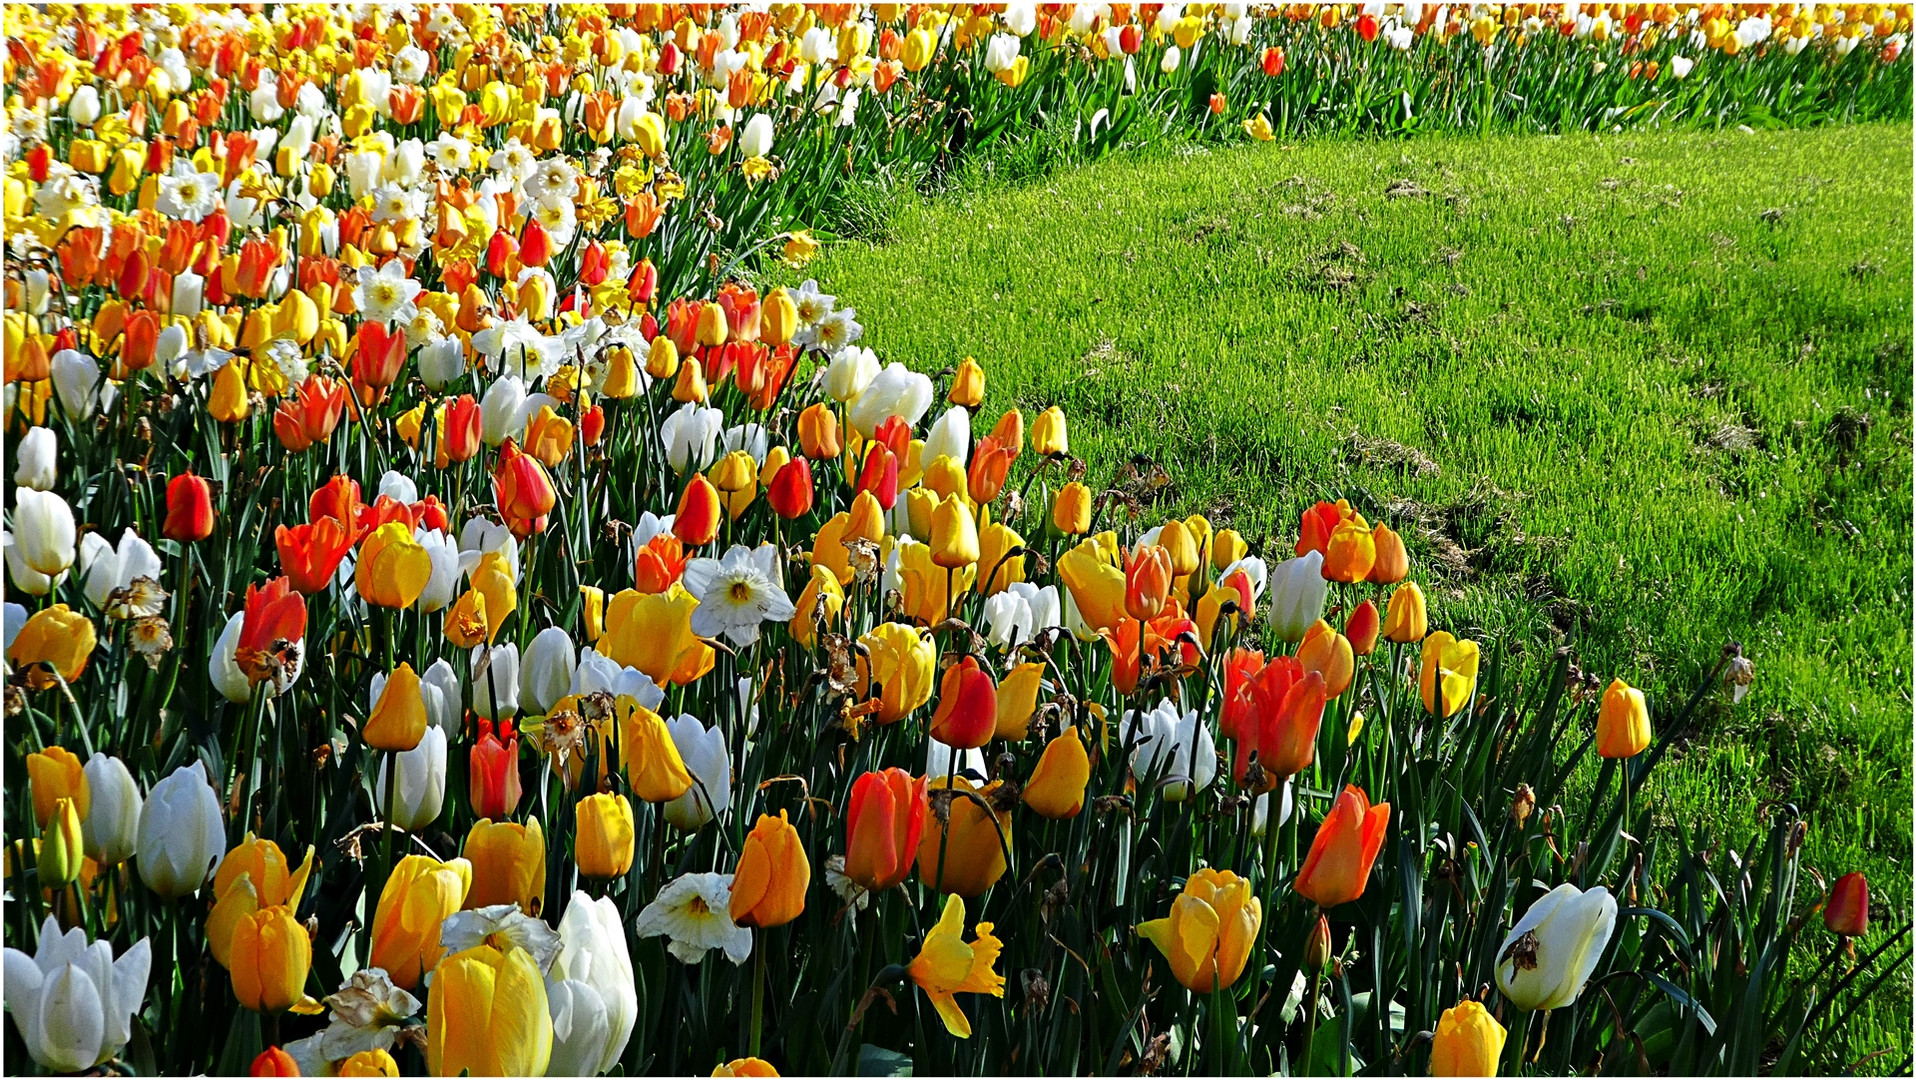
[673,474,722,547]
[1419,631,1481,719]
[929,495,979,570]
[768,456,814,519]
[1052,482,1092,536]
[27,745,89,828]
[1031,406,1068,455]
[761,287,797,346]
[575,793,636,879]
[1826,872,1869,937]
[1345,600,1380,657]
[928,656,997,750]
[948,357,985,407]
[376,725,448,832]
[646,335,680,379]
[38,797,85,886]
[1303,913,1332,970]
[1367,523,1409,583]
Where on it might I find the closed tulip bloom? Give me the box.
[464,817,547,915]
[797,402,841,460]
[1053,482,1092,535]
[917,775,1012,897]
[27,745,88,828]
[663,713,730,831]
[162,472,216,542]
[1826,872,1869,937]
[1345,600,1380,656]
[230,905,312,1012]
[949,357,985,407]
[730,811,810,928]
[929,657,998,750]
[768,456,814,519]
[1382,581,1428,643]
[845,768,928,894]
[2,915,152,1073]
[761,287,798,346]
[206,835,316,968]
[713,1059,780,1077]
[14,488,76,575]
[1321,520,1376,583]
[930,495,979,570]
[675,473,723,547]
[1419,631,1481,718]
[81,753,142,865]
[606,699,696,802]
[1267,551,1329,643]
[907,894,1006,1038]
[426,943,553,1078]
[601,585,714,687]
[38,797,84,886]
[469,553,518,644]
[14,427,56,490]
[468,718,522,819]
[1138,869,1261,994]
[1367,523,1409,583]
[994,661,1045,741]
[1595,678,1651,758]
[252,1046,300,1076]
[575,793,636,879]
[338,1049,399,1076]
[136,761,226,898]
[1296,620,1355,698]
[364,663,428,752]
[1024,727,1091,818]
[553,893,639,1073]
[355,523,432,609]
[520,626,577,715]
[377,724,448,832]
[371,854,471,991]
[1031,406,1068,455]
[8,606,97,686]
[1494,883,1618,1011]
[1124,545,1173,622]
[858,623,937,725]
[495,451,557,524]
[1430,999,1507,1077]
[1295,785,1390,909]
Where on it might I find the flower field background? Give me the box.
[3,3,1913,1079]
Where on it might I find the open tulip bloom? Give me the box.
[0,2,1903,1076]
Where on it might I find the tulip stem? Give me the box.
[749,927,767,1058]
[933,757,958,895]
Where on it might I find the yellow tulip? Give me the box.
[729,811,810,928]
[426,944,553,1077]
[993,662,1045,741]
[357,522,433,610]
[26,745,88,828]
[1382,581,1427,644]
[1596,678,1652,758]
[37,797,83,886]
[371,854,472,991]
[1418,631,1481,718]
[1056,537,1125,634]
[601,584,714,686]
[575,793,636,878]
[207,834,316,968]
[930,495,979,569]
[1137,869,1261,993]
[464,817,547,915]
[230,905,312,1013]
[858,622,936,724]
[1431,999,1508,1076]
[916,776,1011,898]
[364,663,428,752]
[470,551,518,643]
[1024,728,1091,819]
[601,697,695,801]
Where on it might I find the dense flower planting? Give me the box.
[3,3,1908,1078]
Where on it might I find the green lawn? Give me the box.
[783,122,1913,1050]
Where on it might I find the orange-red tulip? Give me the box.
[1295,785,1390,909]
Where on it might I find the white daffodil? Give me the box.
[789,279,835,327]
[353,261,423,326]
[682,544,796,647]
[634,873,752,965]
[440,905,563,973]
[156,168,223,222]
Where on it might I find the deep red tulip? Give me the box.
[162,472,215,541]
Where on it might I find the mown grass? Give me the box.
[780,123,1914,1063]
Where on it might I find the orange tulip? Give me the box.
[1295,785,1390,909]
[1826,872,1869,937]
[1367,524,1408,583]
[843,768,926,894]
[1123,545,1173,622]
[1232,656,1326,790]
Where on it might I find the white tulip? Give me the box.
[135,761,226,898]
[823,345,879,402]
[545,978,612,1078]
[480,375,528,447]
[422,658,463,730]
[1160,45,1182,73]
[1121,700,1216,802]
[984,582,1061,649]
[78,527,162,610]
[1266,551,1328,644]
[926,736,987,781]
[67,86,101,126]
[520,626,577,715]
[14,427,56,490]
[922,406,972,468]
[738,113,775,158]
[419,336,466,390]
[81,754,143,866]
[2,916,151,1073]
[570,649,666,711]
[846,362,934,437]
[471,643,520,721]
[376,471,417,504]
[170,271,204,318]
[3,602,27,655]
[13,488,76,577]
[1496,884,1618,1012]
[376,725,447,831]
[660,402,724,474]
[4,528,66,596]
[51,349,114,420]
[1669,55,1695,78]
[416,528,462,613]
[663,714,731,831]
[553,893,638,1074]
[208,610,303,703]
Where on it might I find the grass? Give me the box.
[780,122,1914,1062]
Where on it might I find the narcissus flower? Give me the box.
[1295,785,1390,909]
[635,872,753,965]
[1137,869,1261,993]
[729,812,810,929]
[907,894,1005,1038]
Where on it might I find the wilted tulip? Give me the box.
[136,761,226,898]
[730,812,810,928]
[370,854,471,991]
[1295,785,1390,909]
[2,915,151,1073]
[1430,999,1508,1077]
[1137,869,1261,993]
[1595,678,1651,758]
[1494,883,1617,1011]
[426,943,553,1077]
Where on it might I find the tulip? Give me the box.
[1137,869,1261,993]
[376,725,448,831]
[13,488,76,576]
[1031,406,1068,455]
[1494,883,1617,1011]
[230,905,312,1012]
[364,662,428,753]
[464,817,546,915]
[553,893,639,1073]
[768,456,814,519]
[136,761,226,898]
[544,976,611,1079]
[1233,657,1327,788]
[1382,581,1428,643]
[993,661,1045,741]
[27,745,89,828]
[844,768,927,894]
[675,473,723,547]
[713,1059,780,1077]
[1368,523,1409,583]
[917,775,1012,897]
[1024,728,1091,818]
[338,1049,399,1076]
[1296,620,1355,698]
[730,812,810,928]
[762,287,798,346]
[1266,551,1328,643]
[1419,631,1481,718]
[38,797,84,886]
[1346,600,1380,656]
[857,623,937,725]
[1321,520,1376,583]
[163,471,216,541]
[2,915,151,1073]
[906,894,1005,1038]
[370,854,471,991]
[14,427,56,490]
[1123,545,1173,623]
[797,402,841,460]
[1430,999,1507,1077]
[468,718,523,820]
[1056,537,1126,634]
[82,753,142,865]
[468,553,518,644]
[206,835,316,967]
[1595,678,1651,758]
[495,451,557,524]
[929,657,998,750]
[948,357,985,407]
[576,793,636,879]
[520,626,577,715]
[663,713,730,831]
[1052,482,1093,535]
[276,517,355,596]
[1295,785,1390,909]
[253,1047,300,1076]
[471,643,520,720]
[426,943,553,1078]
[1827,872,1869,937]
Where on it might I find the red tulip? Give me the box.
[844,768,927,894]
[251,1047,299,1077]
[352,321,407,389]
[309,475,365,536]
[442,395,482,465]
[1827,872,1869,937]
[469,718,523,820]
[1356,13,1379,42]
[854,443,898,511]
[162,471,216,541]
[767,457,813,520]
[234,576,308,686]
[1346,600,1380,657]
[518,219,551,269]
[673,474,721,547]
[276,517,355,595]
[928,656,998,750]
[1295,785,1390,910]
[495,447,557,522]
[1220,648,1265,742]
[1232,656,1326,790]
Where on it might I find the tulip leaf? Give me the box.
[857,1043,915,1076]
[1645,972,1718,1038]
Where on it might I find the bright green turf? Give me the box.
[781,122,1913,1057]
